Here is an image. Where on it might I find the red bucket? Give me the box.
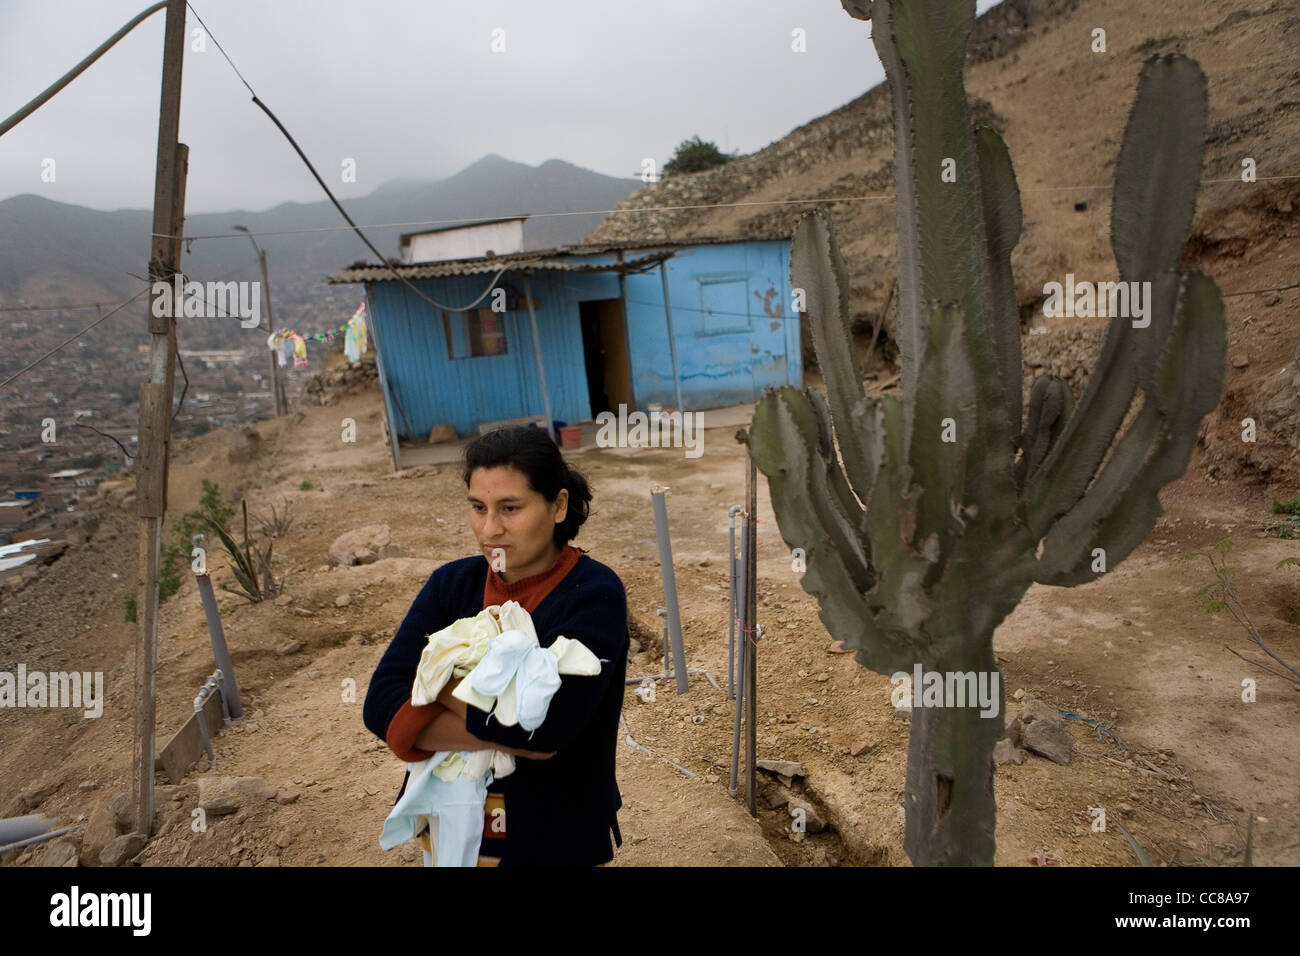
[560,424,583,449]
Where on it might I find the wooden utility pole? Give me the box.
[132,0,187,838]
[260,250,286,416]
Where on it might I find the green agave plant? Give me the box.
[748,0,1226,865]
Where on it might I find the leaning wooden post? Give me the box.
[132,0,187,839]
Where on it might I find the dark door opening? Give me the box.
[579,298,632,418]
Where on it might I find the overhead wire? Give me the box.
[0,257,262,394]
[0,283,153,391]
[185,1,508,314]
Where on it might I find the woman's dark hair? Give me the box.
[462,425,592,545]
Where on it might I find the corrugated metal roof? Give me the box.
[328,250,672,284]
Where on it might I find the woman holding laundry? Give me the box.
[363,425,629,867]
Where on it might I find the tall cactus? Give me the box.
[747,0,1226,866]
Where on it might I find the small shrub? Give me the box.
[204,499,283,603]
[662,135,737,176]
[255,497,294,538]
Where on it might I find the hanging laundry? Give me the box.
[293,333,308,369]
[344,302,368,363]
[266,331,284,368]
[379,600,602,866]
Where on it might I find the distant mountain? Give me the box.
[0,154,641,309]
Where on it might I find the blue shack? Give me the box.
[327,219,798,469]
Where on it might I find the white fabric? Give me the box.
[379,755,491,866]
[380,600,602,866]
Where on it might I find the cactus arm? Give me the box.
[1031,272,1226,585]
[1015,374,1072,489]
[1110,56,1208,283]
[1023,54,1209,536]
[749,389,913,670]
[791,210,884,507]
[974,126,1025,441]
[748,388,873,590]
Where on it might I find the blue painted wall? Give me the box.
[363,238,797,440]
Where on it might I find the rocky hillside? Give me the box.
[585,0,1300,485]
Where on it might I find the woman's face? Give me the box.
[467,466,568,582]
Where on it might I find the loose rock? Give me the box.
[1003,715,1024,747]
[1022,719,1075,765]
[79,804,119,866]
[100,832,146,867]
[109,792,134,831]
[199,775,272,816]
[993,738,1027,766]
[329,524,392,566]
[20,779,61,809]
[762,783,797,810]
[1020,695,1063,728]
[788,798,827,833]
[39,840,80,867]
[756,758,806,779]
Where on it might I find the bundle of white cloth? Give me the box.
[378,600,602,865]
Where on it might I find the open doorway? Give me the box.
[579,298,633,417]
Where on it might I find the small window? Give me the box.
[698,275,751,335]
[443,309,508,358]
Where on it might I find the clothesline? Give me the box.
[267,301,369,369]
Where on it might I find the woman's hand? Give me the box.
[499,744,556,760]
[435,679,468,717]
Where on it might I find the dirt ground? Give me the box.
[2,339,1297,866]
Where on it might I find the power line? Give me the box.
[186,2,509,314]
[0,301,142,313]
[0,258,264,392]
[185,2,255,97]
[0,284,152,391]
[0,1,167,138]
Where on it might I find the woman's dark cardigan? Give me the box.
[363,550,629,866]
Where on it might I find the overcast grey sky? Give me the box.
[1,0,1000,214]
